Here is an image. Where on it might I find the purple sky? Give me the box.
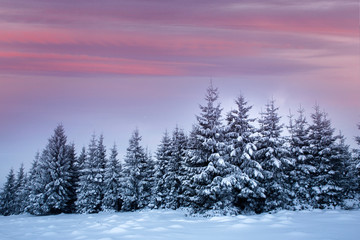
[0,0,359,183]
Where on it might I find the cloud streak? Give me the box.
[1,0,356,36]
[0,0,357,101]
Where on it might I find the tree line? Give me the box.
[1,84,360,216]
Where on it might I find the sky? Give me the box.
[0,0,359,183]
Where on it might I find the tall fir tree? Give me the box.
[96,135,107,206]
[75,147,87,191]
[66,143,78,213]
[308,105,342,208]
[96,135,107,175]
[225,95,265,213]
[13,164,27,214]
[354,124,360,197]
[154,128,186,209]
[356,123,360,146]
[28,125,75,215]
[255,100,293,211]
[287,107,313,208]
[154,131,173,208]
[140,148,156,209]
[76,135,107,213]
[347,152,360,201]
[26,152,44,215]
[77,147,87,172]
[181,126,200,208]
[102,144,122,211]
[122,129,154,211]
[0,169,16,216]
[331,133,352,202]
[184,83,230,213]
[355,123,360,193]
[74,147,87,198]
[169,127,188,209]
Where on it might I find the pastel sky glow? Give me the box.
[0,0,359,182]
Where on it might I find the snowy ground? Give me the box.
[0,209,359,240]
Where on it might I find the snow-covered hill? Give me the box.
[0,209,359,240]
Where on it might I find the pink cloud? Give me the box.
[0,28,260,58]
[1,1,356,37]
[0,51,188,76]
[0,0,357,78]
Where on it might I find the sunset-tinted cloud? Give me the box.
[0,0,357,76]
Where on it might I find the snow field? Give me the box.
[0,209,359,240]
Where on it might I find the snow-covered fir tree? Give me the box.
[76,134,107,213]
[347,153,360,202]
[169,127,188,209]
[331,133,352,203]
[154,128,186,209]
[102,144,122,211]
[1,164,28,216]
[26,152,44,215]
[181,127,200,208]
[140,148,156,208]
[13,164,27,214]
[255,100,293,211]
[0,169,16,216]
[66,143,78,213]
[96,135,107,205]
[356,123,360,146]
[75,147,87,191]
[27,125,75,215]
[73,147,86,188]
[154,131,173,208]
[184,83,230,213]
[225,94,265,213]
[287,107,313,209]
[354,124,360,193]
[97,135,107,174]
[77,147,87,173]
[308,105,343,208]
[122,129,154,211]
[28,150,50,215]
[76,136,97,213]
[45,125,76,214]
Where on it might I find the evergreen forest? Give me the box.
[1,84,360,216]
